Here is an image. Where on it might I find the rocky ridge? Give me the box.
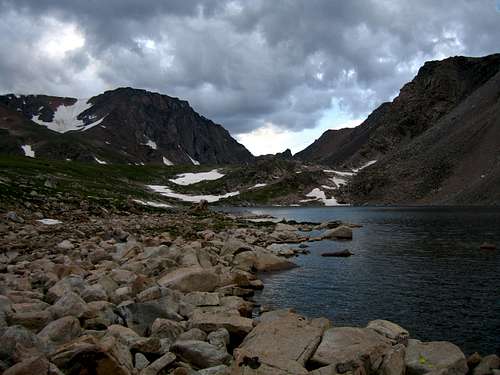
[0,88,254,165]
[1,200,498,375]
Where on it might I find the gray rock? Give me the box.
[37,316,81,350]
[47,275,88,303]
[135,353,150,370]
[367,319,409,345]
[171,340,232,369]
[82,301,122,330]
[81,284,108,302]
[379,344,406,375]
[208,328,230,350]
[232,311,329,375]
[0,325,45,365]
[140,352,176,375]
[189,310,254,337]
[117,301,178,336]
[321,225,353,240]
[473,355,500,375]
[151,318,184,342]
[7,310,53,331]
[158,267,220,293]
[6,211,24,223]
[310,327,391,371]
[183,292,220,307]
[57,240,74,250]
[198,365,230,375]
[405,339,468,375]
[49,292,88,319]
[177,328,208,342]
[3,355,63,375]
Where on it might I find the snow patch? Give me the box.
[37,219,62,225]
[187,154,200,165]
[148,185,239,203]
[21,144,35,158]
[133,199,172,208]
[303,188,346,206]
[143,139,157,150]
[323,169,354,177]
[331,176,347,187]
[94,156,107,165]
[250,183,267,189]
[163,157,174,166]
[31,99,106,133]
[170,169,225,185]
[353,160,377,172]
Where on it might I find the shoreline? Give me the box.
[0,202,498,375]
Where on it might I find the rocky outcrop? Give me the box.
[310,327,391,370]
[404,340,468,375]
[232,311,330,374]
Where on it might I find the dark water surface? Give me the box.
[223,206,500,355]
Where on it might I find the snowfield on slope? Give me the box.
[133,199,172,208]
[302,188,347,206]
[148,185,239,203]
[32,99,106,133]
[169,169,225,185]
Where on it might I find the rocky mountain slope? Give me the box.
[297,53,500,205]
[297,54,500,168]
[0,88,254,165]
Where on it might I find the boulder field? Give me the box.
[0,205,498,375]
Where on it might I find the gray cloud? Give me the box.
[0,0,499,135]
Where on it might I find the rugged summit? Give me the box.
[297,53,500,205]
[0,87,254,165]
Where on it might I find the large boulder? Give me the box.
[3,356,63,375]
[0,325,45,366]
[48,292,88,319]
[158,267,220,293]
[232,249,297,273]
[37,316,81,352]
[404,339,468,375]
[117,301,180,336]
[7,310,53,332]
[310,327,391,371]
[321,226,353,240]
[50,335,133,375]
[232,311,330,375]
[150,318,185,342]
[140,352,176,375]
[171,340,232,369]
[367,320,409,345]
[473,355,500,375]
[189,310,254,338]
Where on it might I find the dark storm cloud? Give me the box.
[0,0,499,134]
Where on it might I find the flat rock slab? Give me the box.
[405,339,468,375]
[310,327,391,370]
[158,267,220,293]
[189,310,254,337]
[232,312,330,375]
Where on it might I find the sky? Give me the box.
[0,1,499,155]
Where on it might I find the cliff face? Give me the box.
[350,64,500,205]
[297,54,500,170]
[0,88,254,165]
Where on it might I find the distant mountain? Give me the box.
[296,53,500,205]
[0,87,254,165]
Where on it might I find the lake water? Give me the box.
[223,206,500,355]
